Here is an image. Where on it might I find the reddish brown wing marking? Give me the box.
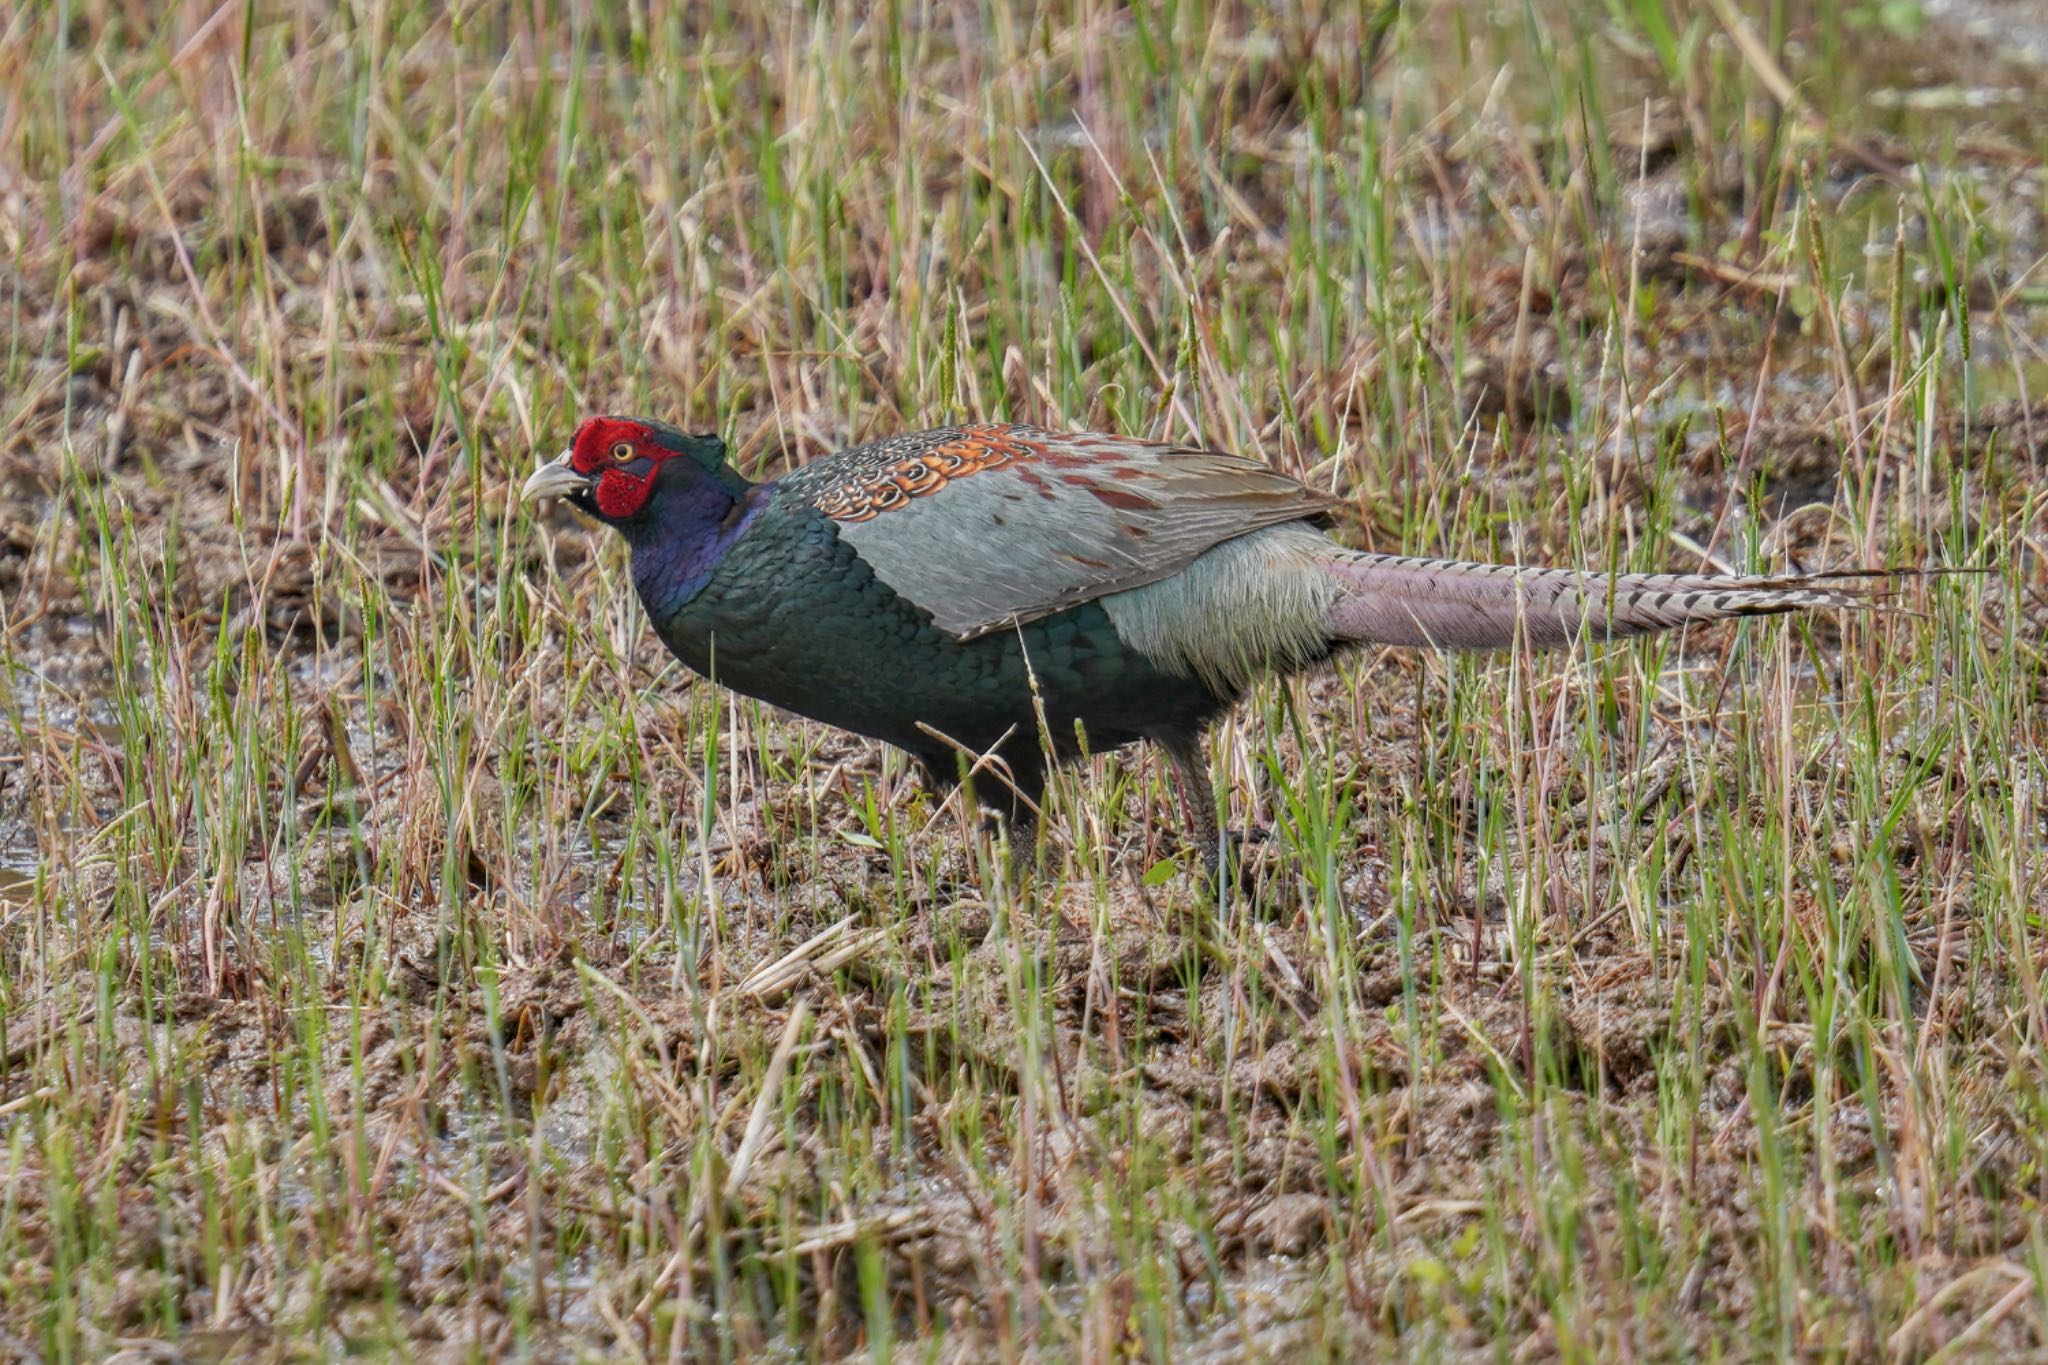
[812,425,1046,522]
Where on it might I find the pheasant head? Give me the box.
[521,416,735,525]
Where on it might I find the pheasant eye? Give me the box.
[610,441,635,463]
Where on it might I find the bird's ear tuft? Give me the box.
[688,432,726,466]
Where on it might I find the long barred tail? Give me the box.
[1319,550,1886,650]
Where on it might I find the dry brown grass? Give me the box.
[1,0,2046,1359]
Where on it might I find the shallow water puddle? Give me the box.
[0,863,37,906]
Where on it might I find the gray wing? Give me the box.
[790,425,1335,639]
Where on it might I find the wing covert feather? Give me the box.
[783,425,1332,638]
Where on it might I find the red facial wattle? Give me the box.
[593,464,656,518]
[569,418,662,519]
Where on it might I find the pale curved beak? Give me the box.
[521,450,594,502]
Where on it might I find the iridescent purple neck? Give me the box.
[624,467,775,616]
